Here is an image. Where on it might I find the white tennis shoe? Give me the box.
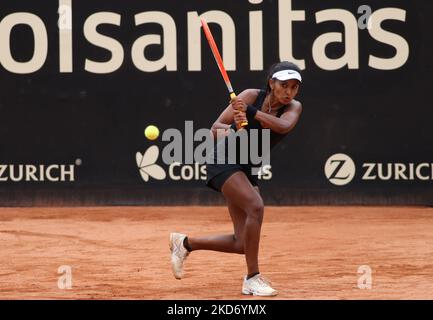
[169,232,190,279]
[242,273,278,296]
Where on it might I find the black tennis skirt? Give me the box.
[205,163,259,192]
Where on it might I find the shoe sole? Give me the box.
[242,289,278,297]
[169,233,182,280]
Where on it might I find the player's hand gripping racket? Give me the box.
[200,18,248,129]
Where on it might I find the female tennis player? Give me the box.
[170,61,303,296]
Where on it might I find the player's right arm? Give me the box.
[210,89,259,139]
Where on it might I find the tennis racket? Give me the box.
[200,18,248,129]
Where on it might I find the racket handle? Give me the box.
[230,92,248,129]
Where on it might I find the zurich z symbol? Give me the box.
[324,153,356,186]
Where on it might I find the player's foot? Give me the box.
[169,232,190,279]
[242,273,278,296]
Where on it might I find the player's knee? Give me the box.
[234,242,244,254]
[233,234,245,254]
[246,198,264,223]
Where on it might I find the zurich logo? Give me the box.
[324,153,356,186]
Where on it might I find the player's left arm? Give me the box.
[254,100,303,134]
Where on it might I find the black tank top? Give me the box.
[231,89,288,150]
[207,89,290,167]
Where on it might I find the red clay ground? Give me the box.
[1,206,433,299]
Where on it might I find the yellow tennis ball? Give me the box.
[145,125,159,140]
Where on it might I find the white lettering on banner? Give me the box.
[132,12,177,72]
[0,164,76,182]
[278,0,306,69]
[46,165,59,182]
[168,162,207,181]
[0,0,410,74]
[58,0,73,72]
[362,163,433,181]
[61,165,75,181]
[25,165,38,181]
[326,154,433,185]
[257,165,272,180]
[368,8,409,70]
[416,163,430,181]
[188,11,236,71]
[362,163,376,180]
[0,13,48,73]
[168,162,181,181]
[312,9,359,70]
[140,159,271,183]
[249,9,263,70]
[83,12,124,74]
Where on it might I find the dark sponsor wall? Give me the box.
[0,0,432,206]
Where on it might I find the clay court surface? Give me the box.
[1,206,433,300]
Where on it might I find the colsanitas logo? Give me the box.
[136,121,273,183]
[0,0,409,74]
[135,147,273,183]
[136,146,166,181]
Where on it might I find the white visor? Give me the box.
[272,69,302,83]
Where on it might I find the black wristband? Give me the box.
[246,105,258,118]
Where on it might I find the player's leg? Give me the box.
[182,171,264,274]
[187,199,246,254]
[170,171,264,281]
[221,174,277,296]
[169,172,250,279]
[220,172,264,277]
[186,172,261,253]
